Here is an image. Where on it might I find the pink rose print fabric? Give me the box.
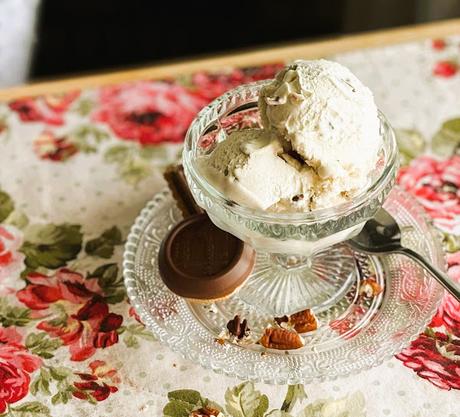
[191,64,284,100]
[33,131,79,162]
[9,92,80,125]
[395,251,460,390]
[93,81,207,145]
[0,327,42,413]
[17,269,123,361]
[396,158,460,390]
[73,360,119,402]
[431,252,460,338]
[398,155,460,234]
[0,225,25,282]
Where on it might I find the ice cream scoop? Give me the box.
[259,59,381,192]
[197,60,381,213]
[197,128,318,211]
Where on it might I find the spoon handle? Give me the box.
[397,247,460,302]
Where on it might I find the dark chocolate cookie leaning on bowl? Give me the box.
[159,165,255,303]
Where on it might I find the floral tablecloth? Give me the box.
[1,35,460,417]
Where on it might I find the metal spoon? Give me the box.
[348,208,460,302]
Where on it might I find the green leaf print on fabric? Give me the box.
[48,366,72,381]
[119,159,152,185]
[20,224,82,270]
[30,365,86,406]
[174,73,194,89]
[280,385,307,413]
[104,143,179,185]
[164,390,205,417]
[25,332,63,359]
[444,118,460,133]
[69,124,110,153]
[138,145,170,160]
[104,144,131,163]
[51,388,78,406]
[120,323,156,348]
[225,382,269,417]
[88,263,125,303]
[6,401,51,417]
[168,390,203,405]
[49,374,75,405]
[395,129,426,166]
[163,400,195,417]
[104,144,150,185]
[4,211,29,230]
[442,232,460,253]
[164,384,367,417]
[0,297,31,327]
[85,226,123,259]
[163,390,224,417]
[297,392,365,417]
[0,189,14,223]
[432,117,460,157]
[73,98,95,117]
[0,114,9,141]
[30,361,120,406]
[30,368,53,396]
[265,411,293,417]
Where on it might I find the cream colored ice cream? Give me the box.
[198,128,317,211]
[197,59,381,212]
[259,60,381,204]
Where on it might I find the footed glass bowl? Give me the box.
[183,81,399,315]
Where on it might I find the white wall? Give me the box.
[0,0,40,87]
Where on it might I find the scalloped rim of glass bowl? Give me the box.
[123,187,444,385]
[183,80,399,223]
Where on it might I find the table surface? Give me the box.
[1,18,460,101]
[1,19,460,417]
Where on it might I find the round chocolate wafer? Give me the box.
[159,164,255,302]
[159,213,255,302]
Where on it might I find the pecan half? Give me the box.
[259,327,304,350]
[226,315,249,339]
[275,309,318,333]
[190,407,221,417]
[290,308,318,333]
[359,278,383,298]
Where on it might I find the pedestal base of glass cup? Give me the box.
[236,244,357,316]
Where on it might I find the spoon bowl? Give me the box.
[349,208,460,301]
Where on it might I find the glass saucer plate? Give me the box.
[123,187,445,384]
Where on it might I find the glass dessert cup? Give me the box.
[183,81,399,316]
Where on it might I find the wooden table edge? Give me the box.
[1,18,459,101]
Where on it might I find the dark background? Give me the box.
[30,0,460,80]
